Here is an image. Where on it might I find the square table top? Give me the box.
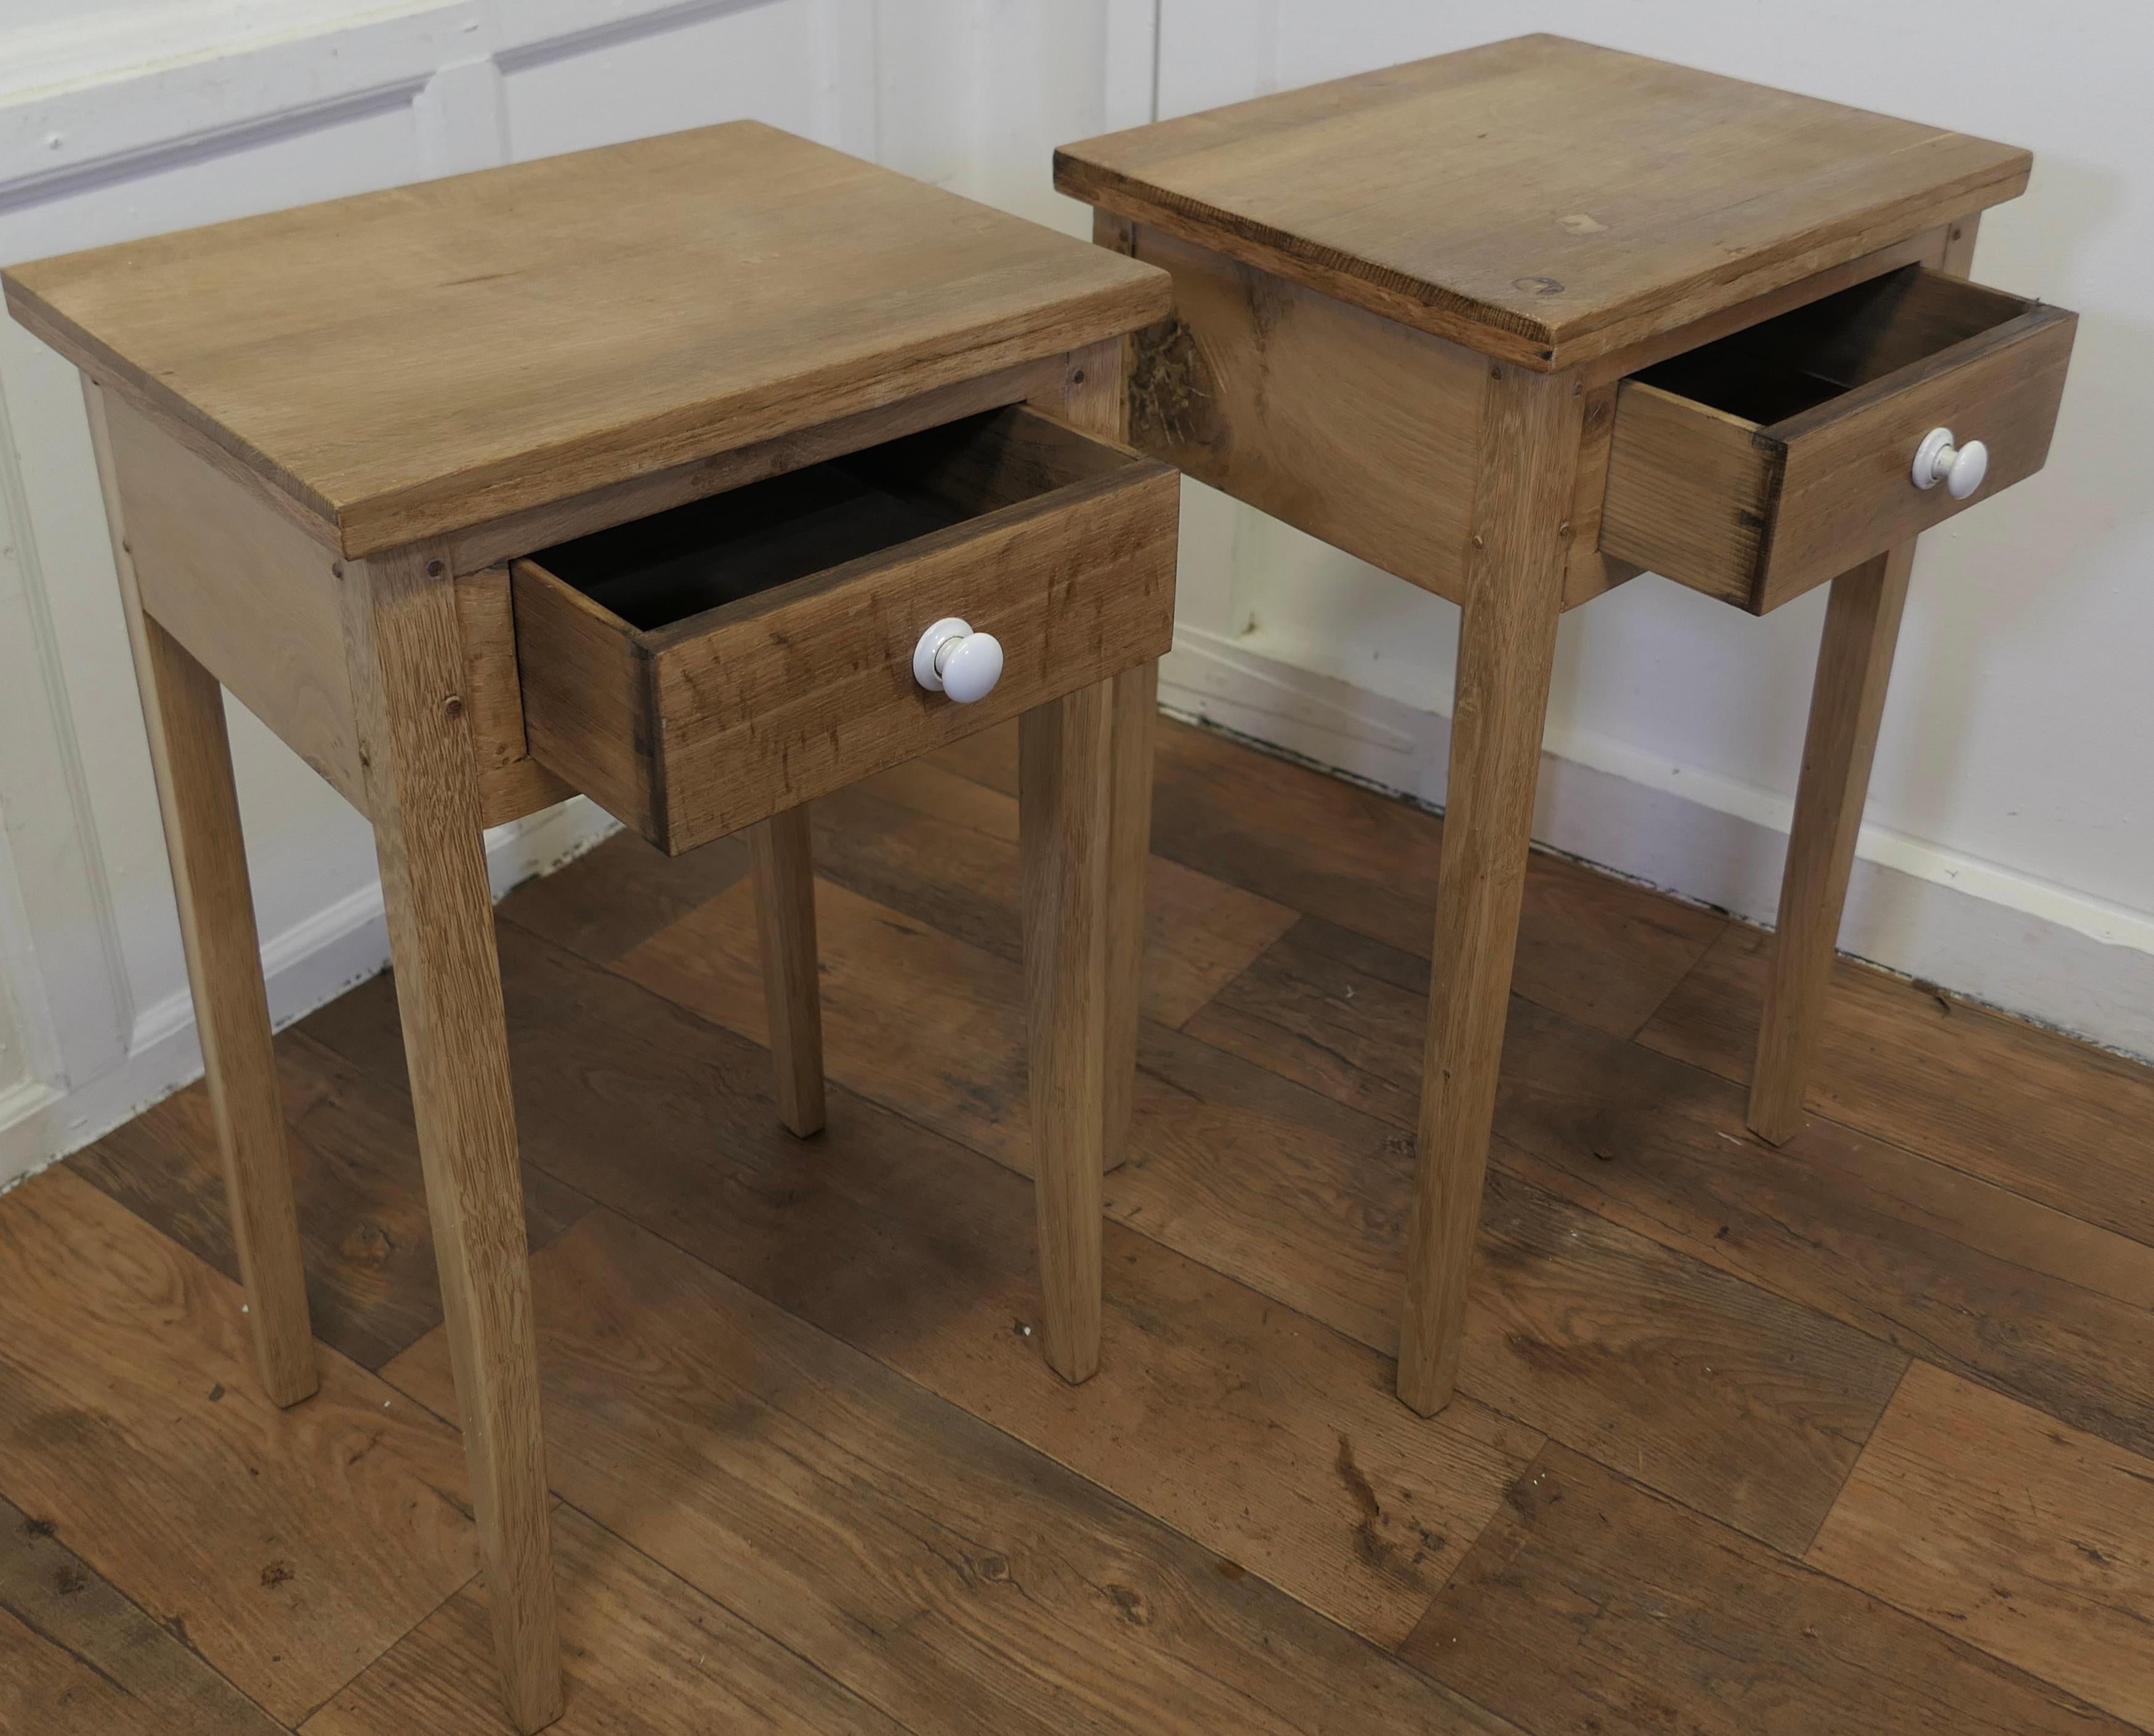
[1055,34,2030,371]
[5,122,1168,556]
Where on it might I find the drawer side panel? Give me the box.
[1599,383,1776,607]
[459,564,576,826]
[512,560,661,839]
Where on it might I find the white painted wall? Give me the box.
[0,0,1155,1187]
[1,1,2144,1190]
[1148,1,2154,1059]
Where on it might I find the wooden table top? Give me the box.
[1055,34,2030,370]
[5,122,1167,557]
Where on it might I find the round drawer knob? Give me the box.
[912,616,1004,704]
[1913,426,1990,501]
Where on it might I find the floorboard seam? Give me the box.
[1797,1355,1912,1562]
[1624,920,1733,1043]
[289,1566,483,1732]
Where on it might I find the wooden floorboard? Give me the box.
[381,1210,1523,1735]
[485,826,751,969]
[69,1032,592,1372]
[808,759,1299,1028]
[592,867,1903,1554]
[4,712,2150,1735]
[1192,914,2154,1460]
[1809,1363,2154,1730]
[932,718,1730,1039]
[1639,921,2154,1245]
[302,923,1539,1650]
[615,872,1034,1168]
[0,1170,477,1726]
[1402,1442,2137,1736]
[305,1502,911,1736]
[1116,1019,1908,1556]
[1,1492,288,1736]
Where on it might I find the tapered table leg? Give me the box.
[88,381,319,1408]
[1038,334,1150,1179]
[341,544,563,1734]
[1019,679,1115,1384]
[1748,544,1916,1145]
[1397,363,1584,1416]
[1102,659,1156,1173]
[749,807,826,1137]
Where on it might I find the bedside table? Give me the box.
[5,122,1177,1731]
[1055,34,2073,1417]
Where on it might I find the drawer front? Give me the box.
[1602,268,2076,613]
[514,411,1177,853]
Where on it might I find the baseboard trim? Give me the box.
[0,796,619,1192]
[1161,626,2154,1064]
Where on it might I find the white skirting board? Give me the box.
[1161,624,2154,1065]
[0,796,619,1192]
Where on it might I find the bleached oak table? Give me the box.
[5,122,1177,1731]
[1056,34,2074,1416]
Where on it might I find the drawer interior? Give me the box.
[530,405,1133,632]
[1632,264,2032,426]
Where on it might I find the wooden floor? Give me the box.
[6,715,2153,1735]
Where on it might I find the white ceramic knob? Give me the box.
[912,616,1003,704]
[1912,426,1990,501]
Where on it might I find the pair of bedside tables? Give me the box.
[5,34,2071,1731]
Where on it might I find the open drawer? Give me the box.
[1600,266,2075,614]
[510,405,1177,854]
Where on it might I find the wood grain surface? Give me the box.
[8,123,1169,555]
[514,411,1177,853]
[306,1504,906,1736]
[1055,34,2028,368]
[1188,918,2154,1458]
[748,808,827,1139]
[0,1172,476,1724]
[1748,548,1915,1144]
[1640,921,2154,1246]
[1809,1364,2154,1729]
[89,379,321,1408]
[304,920,1538,1649]
[70,1030,589,1374]
[452,564,576,828]
[15,711,2152,1736]
[1,1491,290,1736]
[1113,218,1484,598]
[100,389,365,809]
[340,544,562,1730]
[610,794,1293,1179]
[1397,360,1582,1414]
[382,1210,1521,1736]
[1019,680,1113,1380]
[1603,280,2075,612]
[1405,1444,2135,1736]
